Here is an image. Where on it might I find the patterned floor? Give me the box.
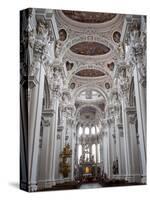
[79,183,102,189]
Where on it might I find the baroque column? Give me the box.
[48,60,64,187]
[126,108,141,182]
[37,109,52,189]
[130,22,146,182]
[20,8,59,191]
[122,16,146,183]
[106,112,114,179]
[25,13,51,191]
[118,62,136,182]
[113,92,125,179]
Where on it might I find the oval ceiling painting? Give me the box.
[70,42,110,56]
[76,69,105,77]
[62,10,116,23]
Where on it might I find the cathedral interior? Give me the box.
[20,8,146,192]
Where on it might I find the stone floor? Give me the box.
[79,183,102,189]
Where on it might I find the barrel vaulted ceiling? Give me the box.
[54,9,125,114]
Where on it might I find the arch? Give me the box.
[72,64,109,77]
[97,143,101,163]
[73,84,108,102]
[96,125,100,133]
[91,126,96,135]
[85,127,89,135]
[75,104,103,120]
[78,126,83,136]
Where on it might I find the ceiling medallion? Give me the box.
[105,82,111,89]
[70,42,110,56]
[107,62,115,71]
[62,10,116,23]
[59,29,67,41]
[70,82,76,89]
[66,61,74,71]
[76,69,105,77]
[113,31,121,43]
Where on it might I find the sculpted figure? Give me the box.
[55,40,62,58]
[117,42,125,59]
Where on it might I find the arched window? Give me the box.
[91,126,95,135]
[78,145,82,162]
[85,127,89,135]
[92,144,96,162]
[79,126,83,136]
[85,149,90,160]
[96,125,100,133]
[97,144,100,163]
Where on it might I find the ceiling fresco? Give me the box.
[62,10,116,23]
[59,29,67,41]
[70,42,110,56]
[113,31,121,43]
[75,69,105,77]
[107,62,115,71]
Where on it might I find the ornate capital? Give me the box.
[126,107,137,124]
[107,116,115,125]
[20,63,39,89]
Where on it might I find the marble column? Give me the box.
[89,124,92,161]
[76,125,80,164]
[127,109,141,182]
[82,125,85,156]
[71,120,76,181]
[95,125,98,163]
[106,119,113,179]
[119,127,126,178]
[37,109,52,189]
[48,90,60,187]
[121,98,132,181]
[115,122,124,179]
[128,20,146,182]
[28,60,45,191]
[55,104,67,184]
[102,131,108,175]
[133,62,146,182]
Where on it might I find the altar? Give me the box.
[77,155,97,180]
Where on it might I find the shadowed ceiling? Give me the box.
[76,69,105,77]
[98,103,105,111]
[62,10,116,23]
[70,42,110,56]
[80,106,96,114]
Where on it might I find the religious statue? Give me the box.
[91,155,95,163]
[117,42,125,59]
[112,159,119,174]
[85,157,89,163]
[55,40,62,58]
[79,155,84,164]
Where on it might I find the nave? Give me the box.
[20,8,146,192]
